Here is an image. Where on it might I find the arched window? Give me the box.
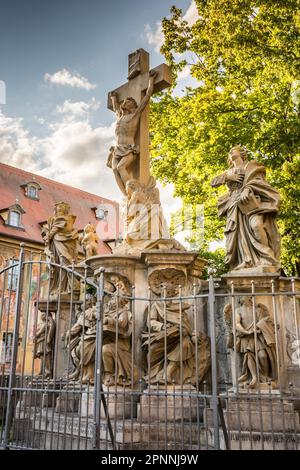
[8,210,21,227]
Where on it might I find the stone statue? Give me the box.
[102,286,138,387]
[42,202,79,296]
[224,298,277,388]
[65,274,138,386]
[34,312,56,378]
[107,70,157,195]
[211,146,281,271]
[80,223,99,258]
[114,177,183,256]
[73,304,97,384]
[141,269,210,385]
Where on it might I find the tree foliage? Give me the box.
[150,0,300,276]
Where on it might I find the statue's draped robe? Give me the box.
[42,215,78,294]
[79,305,138,386]
[237,313,277,382]
[142,301,210,385]
[34,316,55,376]
[211,160,280,269]
[101,307,138,386]
[125,184,170,252]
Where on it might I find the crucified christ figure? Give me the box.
[107,70,157,195]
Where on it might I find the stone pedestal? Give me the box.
[36,300,81,379]
[86,250,206,370]
[55,383,84,413]
[138,386,202,422]
[224,391,300,432]
[80,386,139,419]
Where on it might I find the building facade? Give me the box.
[0,162,120,373]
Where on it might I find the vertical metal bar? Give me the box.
[230,283,242,449]
[192,284,201,450]
[271,280,281,389]
[93,268,114,450]
[130,285,135,449]
[208,273,219,449]
[78,267,87,449]
[163,285,167,450]
[251,280,264,450]
[3,243,25,449]
[93,268,104,450]
[179,284,184,450]
[291,279,300,370]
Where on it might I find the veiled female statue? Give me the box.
[211,146,281,271]
[42,202,79,295]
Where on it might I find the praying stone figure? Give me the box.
[34,312,56,378]
[107,70,157,195]
[141,269,210,385]
[211,146,281,271]
[73,304,97,384]
[64,303,93,381]
[80,223,99,258]
[102,286,138,387]
[224,298,277,388]
[42,202,79,296]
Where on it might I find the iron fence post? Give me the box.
[93,268,105,449]
[208,271,220,449]
[3,243,25,449]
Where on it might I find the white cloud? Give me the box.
[144,22,164,53]
[182,1,199,26]
[177,65,191,81]
[44,69,96,91]
[56,98,101,117]
[0,111,40,171]
[157,181,183,227]
[0,108,120,201]
[145,1,199,53]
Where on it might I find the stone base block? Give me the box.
[80,386,139,419]
[55,383,86,413]
[220,430,300,450]
[138,387,202,422]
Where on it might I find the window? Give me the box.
[95,207,108,221]
[21,180,41,199]
[8,259,19,291]
[0,332,13,364]
[8,210,21,227]
[27,185,38,199]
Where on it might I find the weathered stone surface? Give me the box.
[138,387,204,422]
[80,386,139,419]
[211,145,281,273]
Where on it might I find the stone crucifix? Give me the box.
[107,49,171,195]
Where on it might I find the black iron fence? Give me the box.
[0,246,299,450]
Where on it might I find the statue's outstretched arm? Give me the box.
[110,91,121,117]
[135,70,157,116]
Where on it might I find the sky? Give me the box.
[0,0,199,226]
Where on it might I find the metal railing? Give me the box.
[0,245,299,450]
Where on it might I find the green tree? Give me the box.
[150,0,300,276]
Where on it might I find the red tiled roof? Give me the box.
[0,162,119,254]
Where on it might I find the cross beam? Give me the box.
[107,49,171,186]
